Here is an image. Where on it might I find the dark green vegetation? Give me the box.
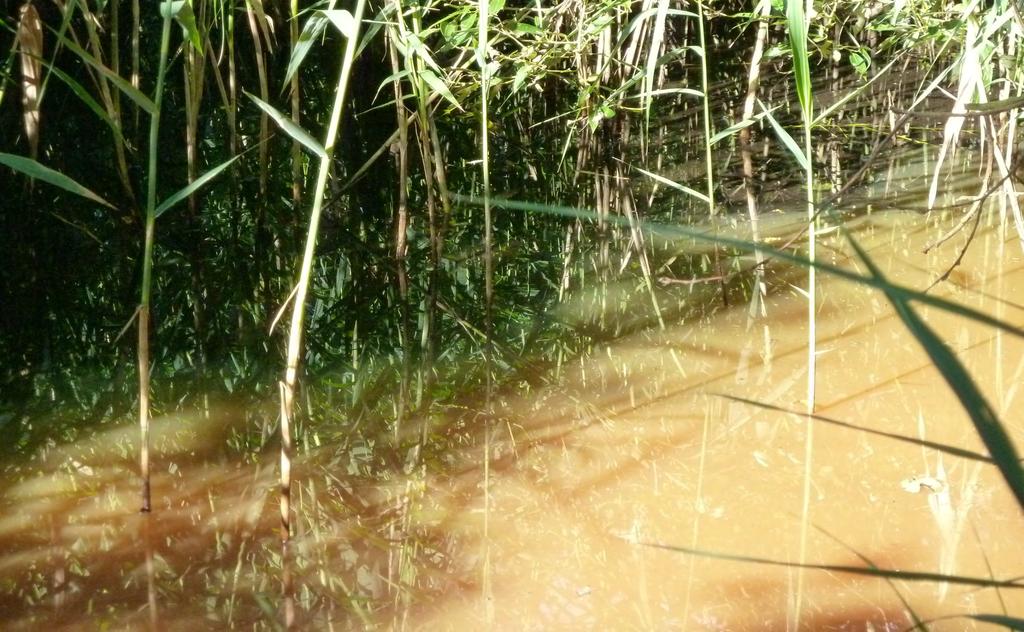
[2,0,1024,628]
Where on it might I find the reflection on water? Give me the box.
[3,164,1024,630]
[402,204,1024,630]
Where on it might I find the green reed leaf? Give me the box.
[965,614,1024,630]
[285,12,330,84]
[246,92,327,159]
[453,195,1024,340]
[847,235,1024,512]
[633,165,709,203]
[52,31,156,115]
[161,0,202,53]
[419,68,463,111]
[759,99,808,170]
[640,542,1024,589]
[709,109,770,145]
[0,152,115,209]
[785,0,812,118]
[155,155,241,218]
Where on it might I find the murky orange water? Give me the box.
[2,195,1024,630]
[399,207,1024,630]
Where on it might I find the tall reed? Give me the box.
[784,0,816,625]
[477,0,495,619]
[136,3,175,513]
[275,0,368,542]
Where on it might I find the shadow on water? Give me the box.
[3,149,1024,630]
[389,169,1024,629]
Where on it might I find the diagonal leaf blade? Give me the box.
[760,99,808,171]
[155,154,241,218]
[452,195,1024,340]
[633,165,709,203]
[846,234,1024,512]
[709,109,770,146]
[324,9,356,38]
[285,12,330,85]
[246,92,326,159]
[0,152,115,209]
[966,614,1024,630]
[419,68,463,112]
[639,541,1024,590]
[53,30,156,115]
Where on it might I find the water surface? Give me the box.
[2,164,1023,631]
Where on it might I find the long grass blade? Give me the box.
[247,91,326,159]
[633,165,709,203]
[813,525,927,630]
[785,0,811,116]
[759,99,808,170]
[709,109,769,146]
[639,541,1024,589]
[154,154,242,218]
[456,195,1024,339]
[846,235,1024,512]
[418,68,462,111]
[0,152,115,208]
[44,62,117,134]
[53,29,156,115]
[721,395,995,464]
[284,12,329,85]
[966,614,1024,630]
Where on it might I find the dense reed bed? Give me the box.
[2,0,1024,628]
